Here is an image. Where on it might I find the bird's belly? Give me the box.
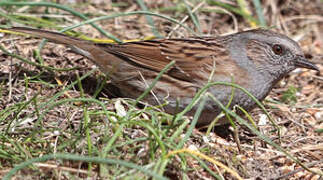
[161,83,271,126]
[111,67,271,126]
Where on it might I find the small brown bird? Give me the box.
[6,27,319,126]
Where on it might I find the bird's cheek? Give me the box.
[283,61,296,72]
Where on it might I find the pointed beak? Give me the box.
[295,56,319,71]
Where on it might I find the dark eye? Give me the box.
[272,44,284,55]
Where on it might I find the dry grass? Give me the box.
[0,0,322,179]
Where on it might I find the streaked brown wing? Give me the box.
[97,38,227,82]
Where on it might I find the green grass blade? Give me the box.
[58,11,198,39]
[183,0,202,34]
[252,0,267,27]
[2,153,168,180]
[136,0,162,38]
[0,1,117,41]
[0,44,77,72]
[176,95,207,149]
[206,0,259,26]
[135,60,175,104]
[208,93,320,176]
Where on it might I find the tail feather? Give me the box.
[7,27,122,73]
[8,27,88,46]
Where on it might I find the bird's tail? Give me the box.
[8,27,89,45]
[5,27,121,73]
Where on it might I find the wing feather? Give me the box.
[99,38,228,82]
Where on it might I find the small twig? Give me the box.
[138,71,165,111]
[283,15,323,23]
[167,1,205,38]
[274,159,323,179]
[34,163,92,174]
[312,75,323,81]
[206,6,239,34]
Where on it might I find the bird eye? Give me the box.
[272,44,283,55]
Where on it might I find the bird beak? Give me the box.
[295,56,319,71]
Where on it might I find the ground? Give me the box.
[0,0,322,179]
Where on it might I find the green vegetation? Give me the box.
[0,0,321,179]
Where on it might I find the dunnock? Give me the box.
[6,27,319,126]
